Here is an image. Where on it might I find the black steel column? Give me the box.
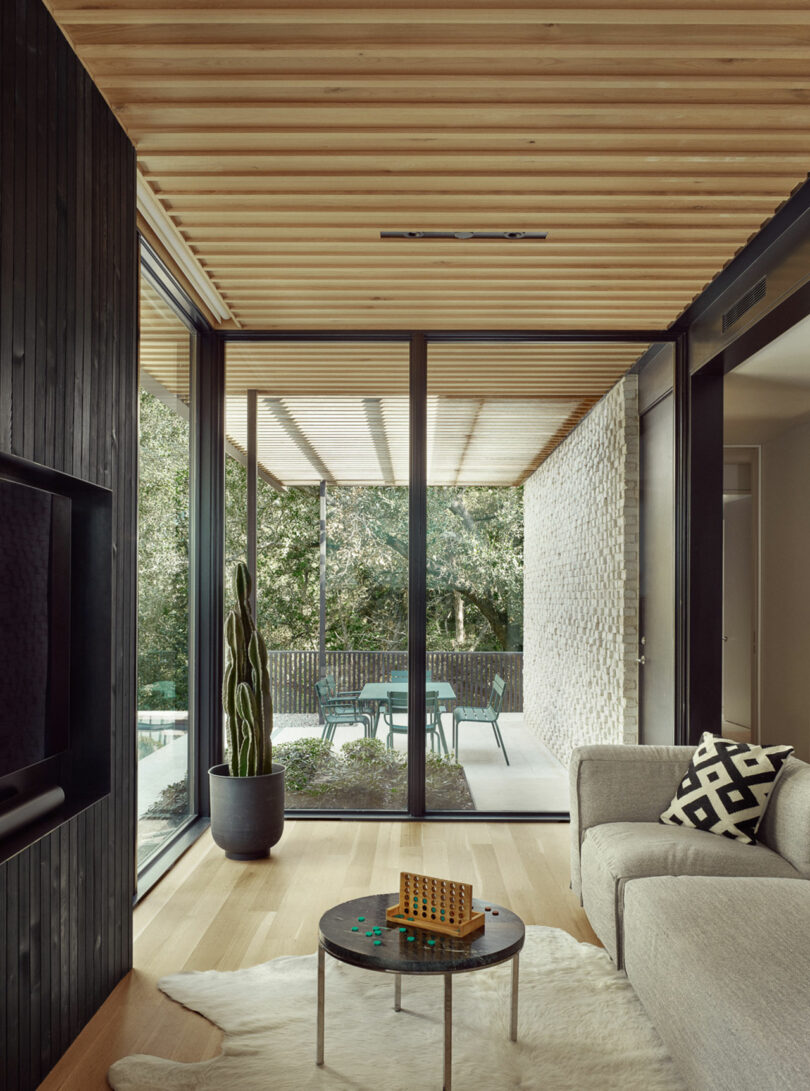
[191,328,226,815]
[673,333,690,746]
[688,356,724,745]
[408,333,427,817]
[319,479,327,694]
[247,388,258,619]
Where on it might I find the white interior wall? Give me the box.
[760,418,810,761]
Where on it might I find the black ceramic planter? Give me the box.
[209,762,285,860]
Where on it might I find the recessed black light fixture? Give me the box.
[380,230,548,240]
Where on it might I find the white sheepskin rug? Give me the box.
[108,926,685,1090]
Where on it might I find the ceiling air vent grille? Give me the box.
[722,277,766,333]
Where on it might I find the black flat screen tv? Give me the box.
[0,476,71,786]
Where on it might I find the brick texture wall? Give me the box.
[523,377,639,766]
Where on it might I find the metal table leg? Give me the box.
[316,944,325,1065]
[444,973,452,1090]
[394,973,402,1012]
[510,953,519,1042]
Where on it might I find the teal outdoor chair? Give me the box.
[315,678,372,743]
[452,674,509,765]
[325,673,378,733]
[388,667,443,718]
[381,688,449,756]
[389,668,433,682]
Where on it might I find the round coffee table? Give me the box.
[317,892,524,1090]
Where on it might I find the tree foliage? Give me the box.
[138,406,524,709]
[225,469,523,653]
[137,390,190,709]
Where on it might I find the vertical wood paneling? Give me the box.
[0,1,137,1087]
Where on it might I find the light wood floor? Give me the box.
[39,821,597,1090]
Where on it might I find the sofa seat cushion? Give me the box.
[623,876,810,1091]
[580,821,801,964]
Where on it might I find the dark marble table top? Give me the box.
[318,892,525,974]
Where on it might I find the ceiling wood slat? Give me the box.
[47,0,810,330]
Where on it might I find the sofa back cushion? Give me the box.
[757,757,810,876]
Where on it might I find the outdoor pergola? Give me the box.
[141,334,649,488]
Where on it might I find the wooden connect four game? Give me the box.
[386,871,485,938]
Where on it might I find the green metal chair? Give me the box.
[388,668,444,719]
[380,688,449,756]
[389,668,433,681]
[452,674,509,765]
[325,673,378,733]
[315,678,372,743]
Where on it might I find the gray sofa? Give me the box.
[570,744,810,1091]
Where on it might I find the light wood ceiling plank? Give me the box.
[45,0,810,332]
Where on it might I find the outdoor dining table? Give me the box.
[357,681,456,703]
[357,680,456,738]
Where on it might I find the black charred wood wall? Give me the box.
[0,1,137,1087]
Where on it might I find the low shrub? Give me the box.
[273,737,333,791]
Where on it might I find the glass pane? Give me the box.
[136,274,194,866]
[426,341,652,812]
[225,342,410,810]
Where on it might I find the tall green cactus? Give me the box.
[223,562,273,776]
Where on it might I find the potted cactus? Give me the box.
[209,562,285,859]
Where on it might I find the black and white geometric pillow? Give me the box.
[660,733,793,844]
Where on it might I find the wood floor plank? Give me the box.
[38,821,596,1090]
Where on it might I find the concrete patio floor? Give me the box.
[272,710,569,813]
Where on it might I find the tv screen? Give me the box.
[0,477,71,779]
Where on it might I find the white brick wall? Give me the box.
[523,377,639,766]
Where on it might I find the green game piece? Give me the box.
[358,916,365,922]
[366,931,373,937]
[407,936,415,942]
[351,926,359,932]
[408,917,414,922]
[428,939,436,946]
[374,940,382,946]
[399,926,407,932]
[396,913,403,918]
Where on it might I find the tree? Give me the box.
[223,471,524,654]
[137,390,191,709]
[326,485,523,651]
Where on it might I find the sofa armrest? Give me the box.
[569,744,694,898]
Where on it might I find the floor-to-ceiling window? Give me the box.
[219,335,659,816]
[225,340,412,811]
[136,270,196,866]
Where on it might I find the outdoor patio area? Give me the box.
[272,710,569,813]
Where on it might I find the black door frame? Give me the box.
[681,278,810,746]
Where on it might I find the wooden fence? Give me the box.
[267,650,523,714]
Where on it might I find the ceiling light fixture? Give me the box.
[380,230,548,240]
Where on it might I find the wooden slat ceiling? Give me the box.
[218,341,645,485]
[47,0,810,331]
